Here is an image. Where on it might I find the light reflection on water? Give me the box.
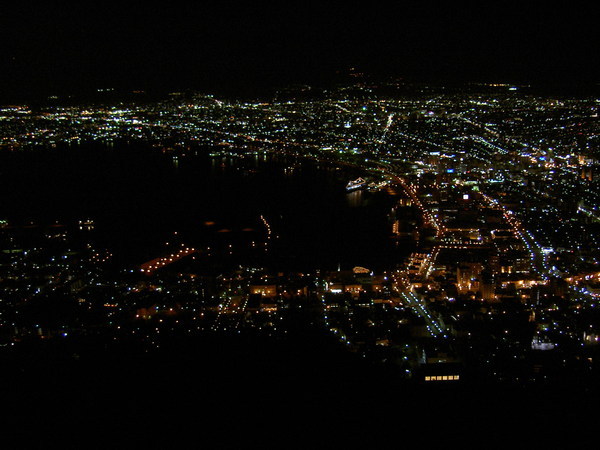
[346,190,364,208]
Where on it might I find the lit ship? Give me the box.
[367,180,390,191]
[346,177,366,191]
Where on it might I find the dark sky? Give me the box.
[0,2,597,100]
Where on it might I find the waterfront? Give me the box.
[0,142,409,270]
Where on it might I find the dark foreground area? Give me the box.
[1,332,598,449]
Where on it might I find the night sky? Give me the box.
[1,2,597,101]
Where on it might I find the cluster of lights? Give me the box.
[141,247,197,274]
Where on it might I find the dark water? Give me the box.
[0,142,409,270]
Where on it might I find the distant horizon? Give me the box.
[2,73,599,106]
[1,3,597,103]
